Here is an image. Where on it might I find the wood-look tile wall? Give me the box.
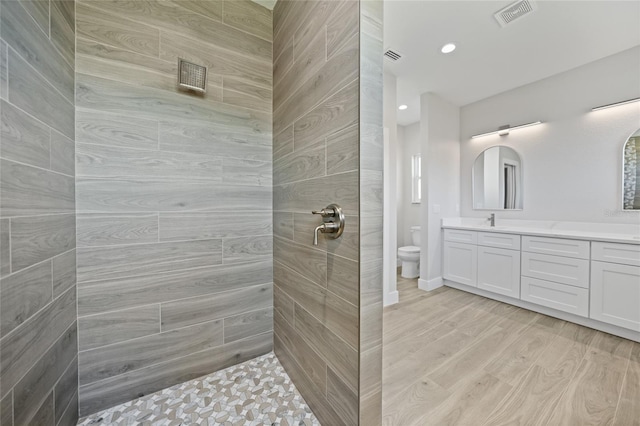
[74,0,274,416]
[0,0,78,424]
[273,1,382,424]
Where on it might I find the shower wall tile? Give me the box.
[160,283,272,332]
[77,239,223,282]
[272,1,370,424]
[78,261,272,316]
[78,332,273,417]
[78,306,160,351]
[54,356,79,424]
[0,0,77,423]
[75,0,273,415]
[10,213,76,271]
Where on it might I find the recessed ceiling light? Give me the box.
[441,43,456,54]
[398,105,408,110]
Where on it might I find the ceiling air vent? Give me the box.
[384,49,403,62]
[494,0,537,27]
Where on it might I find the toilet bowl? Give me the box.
[398,226,421,278]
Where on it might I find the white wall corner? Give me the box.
[418,276,443,292]
[384,290,400,306]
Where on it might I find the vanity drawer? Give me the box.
[478,232,521,250]
[591,242,640,267]
[522,236,589,260]
[444,229,478,244]
[521,276,588,317]
[522,252,589,288]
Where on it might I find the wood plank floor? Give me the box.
[382,276,640,426]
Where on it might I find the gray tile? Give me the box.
[273,171,359,215]
[77,213,159,247]
[0,219,10,277]
[274,237,326,287]
[0,286,76,396]
[273,125,293,158]
[173,0,222,21]
[78,306,160,351]
[293,80,358,151]
[77,239,222,282]
[53,249,77,298]
[76,2,160,56]
[2,0,74,103]
[223,235,272,265]
[54,356,78,425]
[273,285,294,326]
[360,171,383,214]
[222,77,272,113]
[51,0,76,67]
[327,125,359,175]
[16,0,50,35]
[50,130,75,176]
[1,100,50,169]
[159,120,270,162]
[273,211,294,240]
[327,254,359,306]
[57,391,78,426]
[326,0,359,59]
[76,177,270,213]
[274,261,358,349]
[0,261,53,337]
[0,41,7,100]
[327,367,358,425]
[293,213,359,261]
[11,214,75,272]
[29,392,55,426]
[159,211,271,242]
[222,157,272,187]
[13,323,77,426]
[76,143,223,180]
[79,320,224,386]
[361,214,383,261]
[78,332,272,416]
[77,261,272,316]
[0,390,12,426]
[75,109,158,150]
[223,0,272,41]
[224,308,273,343]
[274,145,325,185]
[294,304,358,394]
[0,160,75,217]
[161,284,272,332]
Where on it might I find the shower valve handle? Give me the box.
[311,204,345,246]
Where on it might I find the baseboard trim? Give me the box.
[418,277,443,292]
[384,290,399,306]
[444,280,640,343]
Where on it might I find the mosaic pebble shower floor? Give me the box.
[77,352,319,426]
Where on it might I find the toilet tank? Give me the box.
[410,226,421,246]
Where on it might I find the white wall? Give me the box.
[419,93,460,290]
[398,122,421,247]
[396,125,406,247]
[461,46,640,224]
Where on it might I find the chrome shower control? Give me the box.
[311,203,345,246]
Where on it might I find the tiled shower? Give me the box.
[0,0,382,424]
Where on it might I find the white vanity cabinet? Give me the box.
[590,242,640,332]
[477,232,521,298]
[443,230,477,287]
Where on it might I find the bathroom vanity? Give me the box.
[441,219,640,342]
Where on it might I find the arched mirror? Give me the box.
[473,146,523,210]
[623,128,640,210]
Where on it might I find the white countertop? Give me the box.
[441,218,640,245]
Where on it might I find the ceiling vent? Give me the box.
[384,49,403,62]
[494,0,537,27]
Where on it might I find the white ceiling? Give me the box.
[385,0,640,125]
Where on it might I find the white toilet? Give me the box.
[398,226,421,278]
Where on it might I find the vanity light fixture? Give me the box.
[591,97,640,112]
[471,121,542,139]
[398,104,408,110]
[441,43,456,54]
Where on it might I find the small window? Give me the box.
[412,154,421,203]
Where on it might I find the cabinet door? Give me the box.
[477,246,521,298]
[590,261,640,331]
[443,242,477,287]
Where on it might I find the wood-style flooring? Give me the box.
[382,276,640,426]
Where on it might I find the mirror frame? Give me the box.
[472,145,524,211]
[622,128,640,211]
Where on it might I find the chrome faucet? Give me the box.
[311,204,345,245]
[488,213,495,227]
